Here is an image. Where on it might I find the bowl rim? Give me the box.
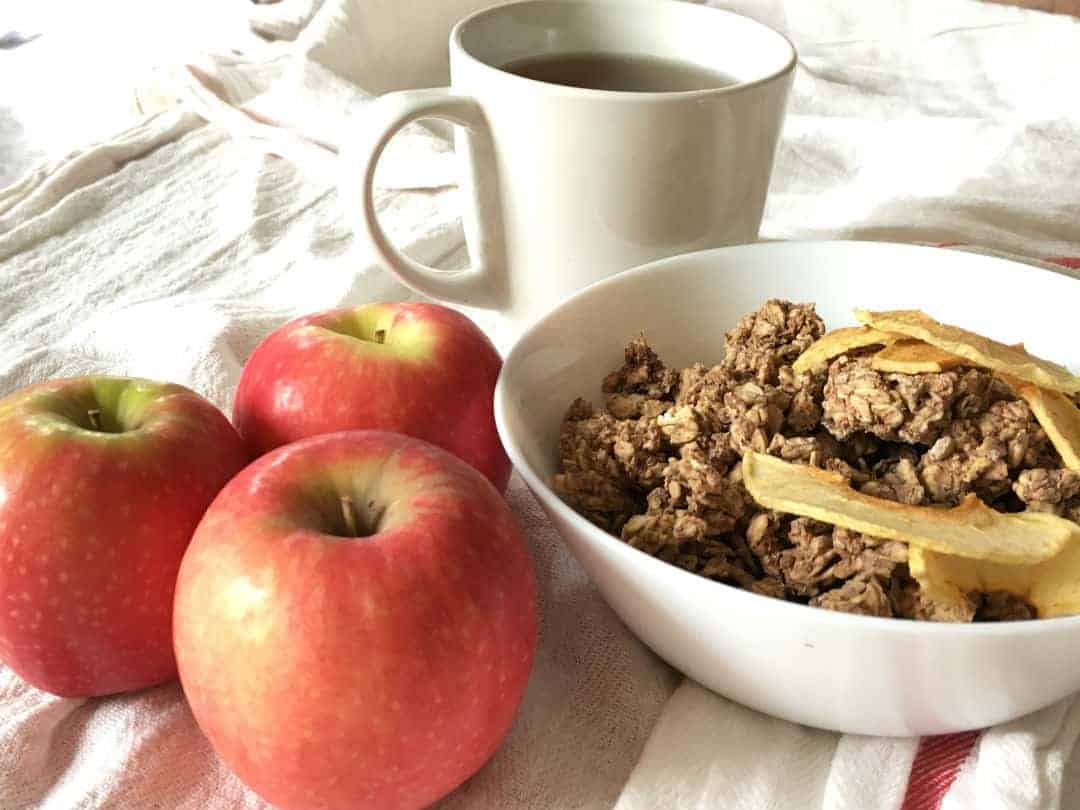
[495,239,1080,637]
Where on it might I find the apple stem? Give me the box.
[87,409,102,431]
[373,328,386,344]
[340,495,361,537]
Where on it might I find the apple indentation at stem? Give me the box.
[340,495,361,537]
[333,494,383,539]
[308,305,437,362]
[74,404,125,434]
[324,307,396,347]
[61,378,166,435]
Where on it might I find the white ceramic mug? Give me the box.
[340,0,796,332]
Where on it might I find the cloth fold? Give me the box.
[2,1,1080,808]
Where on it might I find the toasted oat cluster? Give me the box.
[553,300,1080,621]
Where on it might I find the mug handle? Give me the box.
[338,88,504,310]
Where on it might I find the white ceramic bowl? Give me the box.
[494,240,1080,736]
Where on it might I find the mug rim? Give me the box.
[450,0,798,101]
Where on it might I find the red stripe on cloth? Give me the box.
[900,731,979,810]
[1048,256,1080,269]
[934,243,1080,271]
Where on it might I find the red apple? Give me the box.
[173,431,537,810]
[233,302,511,491]
[0,376,248,697]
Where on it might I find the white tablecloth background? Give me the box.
[2,1,1080,808]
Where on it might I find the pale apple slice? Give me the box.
[909,542,1080,619]
[854,308,1080,394]
[791,326,901,375]
[870,339,968,375]
[741,451,1079,565]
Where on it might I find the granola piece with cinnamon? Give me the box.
[699,548,759,589]
[675,363,740,433]
[811,577,893,617]
[976,592,1037,622]
[554,397,670,531]
[955,368,1013,418]
[917,423,1009,505]
[777,518,846,597]
[553,400,637,531]
[611,418,670,492]
[765,432,842,466]
[830,526,910,580]
[622,507,761,589]
[744,510,788,580]
[662,441,751,534]
[777,519,907,599]
[603,336,679,400]
[606,393,670,420]
[918,400,1059,505]
[889,570,978,622]
[1014,468,1080,521]
[622,509,692,556]
[686,376,822,455]
[552,470,636,535]
[749,576,789,600]
[618,511,672,556]
[676,357,823,444]
[723,299,826,384]
[729,396,785,455]
[860,457,927,505]
[823,457,872,486]
[824,357,954,445]
[977,399,1061,470]
[657,405,703,446]
[781,364,826,433]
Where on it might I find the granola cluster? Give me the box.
[554,300,1071,622]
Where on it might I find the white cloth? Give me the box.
[0,0,276,187]
[2,1,1080,808]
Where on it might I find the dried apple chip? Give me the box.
[910,543,1080,619]
[741,451,1079,565]
[853,309,1080,394]
[870,339,968,375]
[791,326,901,375]
[1002,376,1080,471]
